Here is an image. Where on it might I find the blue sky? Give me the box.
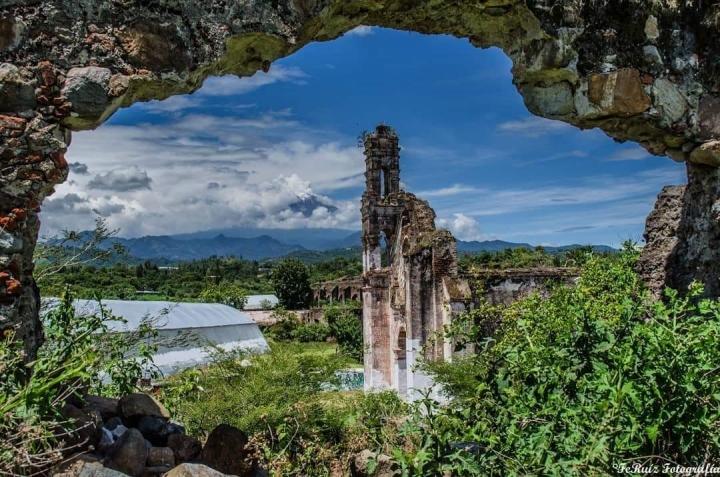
[45,27,686,247]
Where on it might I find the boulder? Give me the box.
[61,66,112,125]
[523,82,574,117]
[105,428,147,477]
[588,68,651,117]
[84,395,120,421]
[0,63,35,112]
[201,424,253,476]
[351,450,395,477]
[699,95,720,140]
[54,459,130,477]
[689,140,720,167]
[164,463,231,477]
[652,78,687,125]
[118,393,170,424]
[147,447,175,468]
[61,403,103,450]
[167,434,202,463]
[137,415,169,446]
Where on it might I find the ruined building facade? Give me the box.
[361,125,471,399]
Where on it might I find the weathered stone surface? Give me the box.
[117,22,192,72]
[201,424,253,476]
[106,428,147,477]
[689,141,720,167]
[642,45,662,66]
[588,68,651,117]
[136,415,170,446]
[62,403,103,450]
[118,393,170,423]
[639,164,720,298]
[84,395,120,421]
[146,447,175,468]
[165,463,231,477]
[644,15,660,42]
[0,229,22,253]
[61,66,112,127]
[652,78,687,126]
[637,185,685,298]
[167,434,202,463]
[0,63,34,112]
[699,95,720,140]
[523,82,574,117]
[55,459,130,477]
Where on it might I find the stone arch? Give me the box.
[1,1,719,359]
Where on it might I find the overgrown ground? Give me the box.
[4,246,720,476]
[160,246,720,475]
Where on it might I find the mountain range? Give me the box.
[80,227,614,262]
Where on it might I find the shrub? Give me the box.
[393,245,720,475]
[266,308,301,341]
[292,323,332,343]
[325,303,363,361]
[0,290,160,475]
[161,342,406,476]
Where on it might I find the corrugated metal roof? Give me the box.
[244,294,279,310]
[65,299,258,332]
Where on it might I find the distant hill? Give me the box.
[46,227,614,263]
[106,234,304,261]
[457,240,616,254]
[172,227,359,251]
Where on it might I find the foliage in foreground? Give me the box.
[0,291,159,475]
[395,246,720,475]
[161,342,406,476]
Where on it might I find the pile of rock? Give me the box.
[56,393,256,477]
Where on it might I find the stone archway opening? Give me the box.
[1,1,719,362]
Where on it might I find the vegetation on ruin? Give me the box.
[398,244,720,475]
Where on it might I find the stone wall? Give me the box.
[465,267,579,306]
[1,1,720,359]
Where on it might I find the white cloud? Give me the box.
[198,65,307,96]
[437,213,482,241]
[416,184,481,197]
[608,146,652,161]
[497,116,573,137]
[345,26,375,37]
[42,109,364,237]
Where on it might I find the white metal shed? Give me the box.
[64,299,269,376]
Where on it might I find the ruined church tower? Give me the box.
[361,125,471,399]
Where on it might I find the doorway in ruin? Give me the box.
[396,327,408,397]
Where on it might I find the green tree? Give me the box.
[271,259,312,309]
[199,281,248,309]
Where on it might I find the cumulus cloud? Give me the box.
[88,167,153,192]
[43,108,365,237]
[69,162,89,175]
[437,213,483,241]
[199,65,307,96]
[497,116,573,137]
